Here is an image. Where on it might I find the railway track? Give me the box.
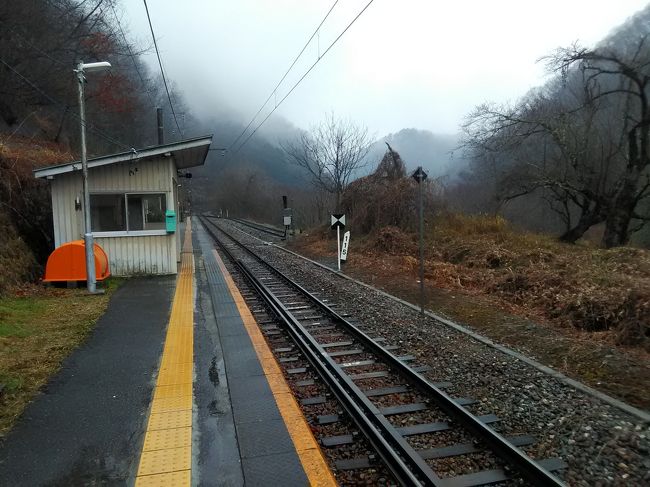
[205,215,287,239]
[200,216,567,486]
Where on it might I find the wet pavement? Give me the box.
[0,221,316,486]
[0,277,175,486]
[193,242,244,486]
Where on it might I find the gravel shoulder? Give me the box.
[222,220,650,486]
[288,233,650,412]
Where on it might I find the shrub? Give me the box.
[0,210,38,295]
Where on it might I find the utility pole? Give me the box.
[411,166,428,319]
[74,60,111,294]
[157,107,164,144]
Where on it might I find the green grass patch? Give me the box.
[0,322,33,338]
[0,278,123,436]
[0,298,46,338]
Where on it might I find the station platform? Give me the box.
[0,218,334,486]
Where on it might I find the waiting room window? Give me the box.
[127,194,166,230]
[90,194,126,231]
[90,193,166,232]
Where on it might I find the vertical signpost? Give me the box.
[411,166,428,320]
[331,214,346,271]
[340,230,351,263]
[282,195,292,240]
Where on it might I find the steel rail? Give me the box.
[228,216,286,238]
[201,215,435,484]
[238,261,442,486]
[200,217,565,486]
[203,215,285,238]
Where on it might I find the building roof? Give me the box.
[34,135,213,179]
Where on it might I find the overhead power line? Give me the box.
[6,27,68,68]
[110,3,156,108]
[228,0,340,152]
[142,0,183,137]
[230,0,375,157]
[0,57,129,150]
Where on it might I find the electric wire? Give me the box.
[0,57,129,150]
[227,0,340,152]
[6,27,69,68]
[142,0,183,137]
[110,3,156,108]
[230,0,375,157]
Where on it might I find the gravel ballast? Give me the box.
[218,219,650,486]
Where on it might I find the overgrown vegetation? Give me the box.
[0,211,37,294]
[342,143,441,233]
[290,209,650,405]
[0,280,120,436]
[457,6,650,248]
[353,213,650,349]
[0,137,72,294]
[0,1,196,290]
[308,145,650,350]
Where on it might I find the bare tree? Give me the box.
[549,39,650,247]
[462,80,624,244]
[457,6,650,247]
[282,113,373,211]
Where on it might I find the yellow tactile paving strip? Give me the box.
[212,249,338,487]
[135,219,194,487]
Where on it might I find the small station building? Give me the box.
[34,135,212,276]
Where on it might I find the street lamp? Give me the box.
[74,60,111,294]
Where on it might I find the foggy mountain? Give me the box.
[194,120,470,191]
[365,129,469,180]
[192,116,306,186]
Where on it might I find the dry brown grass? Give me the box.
[296,213,650,349]
[0,211,38,294]
[0,136,73,295]
[288,215,650,406]
[0,281,120,436]
[0,136,73,170]
[425,213,650,348]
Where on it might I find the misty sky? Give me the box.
[119,0,649,139]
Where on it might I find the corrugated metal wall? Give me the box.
[49,157,177,275]
[89,158,173,193]
[95,235,176,275]
[51,173,83,247]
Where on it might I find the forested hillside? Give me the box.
[0,1,189,151]
[3,0,650,297]
[454,5,650,248]
[0,0,194,293]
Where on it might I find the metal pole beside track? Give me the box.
[418,171,424,318]
[412,166,427,320]
[77,65,97,294]
[337,225,341,272]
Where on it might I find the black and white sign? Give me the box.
[340,231,351,262]
[331,213,346,229]
[411,166,428,183]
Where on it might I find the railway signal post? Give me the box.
[412,166,428,320]
[331,214,346,271]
